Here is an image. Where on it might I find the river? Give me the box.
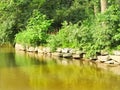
[0,46,120,90]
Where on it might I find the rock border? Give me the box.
[15,43,120,66]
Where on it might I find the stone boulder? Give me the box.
[38,49,44,54]
[90,56,97,60]
[56,48,62,53]
[27,46,37,52]
[72,54,81,59]
[69,49,76,54]
[62,48,71,53]
[63,53,72,58]
[52,52,63,57]
[75,51,82,55]
[15,43,26,51]
[113,50,120,56]
[41,47,51,54]
[104,60,120,65]
[27,46,35,52]
[45,47,51,53]
[75,51,86,58]
[109,55,120,63]
[34,47,38,52]
[104,60,114,64]
[97,55,109,63]
[38,47,44,54]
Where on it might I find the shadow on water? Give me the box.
[0,47,16,68]
[15,51,47,67]
[0,47,48,68]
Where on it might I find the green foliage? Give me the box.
[15,10,52,46]
[0,0,94,44]
[47,21,80,49]
[47,3,120,57]
[80,4,120,57]
[15,30,40,46]
[0,0,16,43]
[47,35,60,51]
[1,0,120,58]
[0,0,45,44]
[40,0,94,28]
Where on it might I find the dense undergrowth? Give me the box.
[15,5,120,57]
[48,5,120,57]
[15,10,53,46]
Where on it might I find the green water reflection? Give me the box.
[0,47,120,90]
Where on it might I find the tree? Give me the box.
[40,0,94,29]
[100,0,107,13]
[0,0,45,44]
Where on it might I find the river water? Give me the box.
[0,46,120,90]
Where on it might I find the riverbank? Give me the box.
[15,43,120,66]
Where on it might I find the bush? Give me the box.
[15,10,53,46]
[47,21,81,49]
[47,5,120,57]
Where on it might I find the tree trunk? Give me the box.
[100,0,107,13]
[100,0,108,29]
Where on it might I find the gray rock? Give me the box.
[56,48,62,53]
[104,60,114,64]
[97,55,109,63]
[72,54,81,59]
[75,51,82,55]
[15,43,26,51]
[75,51,86,58]
[113,50,120,56]
[42,48,47,53]
[43,47,51,53]
[109,55,120,63]
[104,60,120,65]
[69,49,76,54]
[38,49,44,54]
[34,47,38,52]
[63,53,72,58]
[90,56,97,60]
[62,48,70,53]
[45,47,51,53]
[27,47,35,52]
[113,61,120,65]
[52,52,63,57]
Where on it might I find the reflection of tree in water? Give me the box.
[0,50,17,68]
[6,52,16,67]
[0,47,97,68]
[15,51,48,67]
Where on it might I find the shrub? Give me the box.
[47,5,120,57]
[47,21,81,49]
[15,10,53,46]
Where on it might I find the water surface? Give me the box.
[0,46,120,90]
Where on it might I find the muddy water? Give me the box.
[0,46,120,90]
